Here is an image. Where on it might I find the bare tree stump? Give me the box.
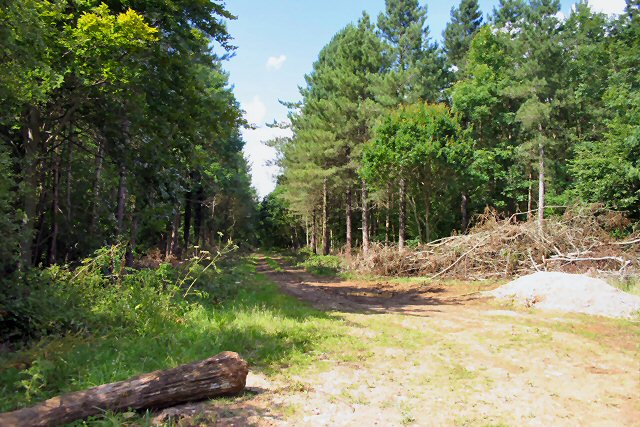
[0,351,248,427]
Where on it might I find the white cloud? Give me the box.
[243,95,267,125]
[242,125,292,198]
[240,95,291,197]
[266,54,287,71]
[586,0,626,15]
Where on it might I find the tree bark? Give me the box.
[184,186,192,249]
[538,128,545,235]
[460,192,468,232]
[322,178,329,255]
[65,130,73,225]
[527,169,533,221]
[311,208,317,254]
[398,178,406,250]
[89,139,104,235]
[424,192,431,243]
[361,180,370,255]
[305,216,309,247]
[410,196,422,243]
[115,164,127,237]
[345,187,352,254]
[48,144,61,265]
[385,189,391,245]
[20,107,41,268]
[171,210,180,256]
[194,188,203,247]
[125,203,137,268]
[0,352,248,427]
[165,222,172,259]
[116,119,130,239]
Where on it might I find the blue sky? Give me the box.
[220,0,626,198]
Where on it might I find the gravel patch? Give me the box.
[486,272,640,319]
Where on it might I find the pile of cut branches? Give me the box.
[348,206,639,279]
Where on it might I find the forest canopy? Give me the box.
[263,0,640,253]
[0,0,257,275]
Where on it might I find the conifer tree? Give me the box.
[443,0,484,70]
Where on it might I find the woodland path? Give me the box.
[165,254,640,426]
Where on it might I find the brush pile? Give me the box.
[348,206,639,279]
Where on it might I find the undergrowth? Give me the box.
[299,254,342,276]
[0,250,344,417]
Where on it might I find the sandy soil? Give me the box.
[157,255,640,427]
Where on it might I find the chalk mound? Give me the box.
[486,271,640,319]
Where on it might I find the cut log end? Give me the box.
[0,351,249,427]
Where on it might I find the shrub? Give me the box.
[300,255,342,276]
[0,244,235,345]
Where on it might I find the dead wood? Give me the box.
[0,351,248,427]
[347,205,639,280]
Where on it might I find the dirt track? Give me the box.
[168,255,640,426]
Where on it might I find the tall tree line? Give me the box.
[0,0,257,274]
[263,0,640,252]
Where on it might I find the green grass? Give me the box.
[298,254,342,276]
[263,255,284,272]
[0,256,346,421]
[608,275,640,296]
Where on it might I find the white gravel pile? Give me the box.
[486,271,640,319]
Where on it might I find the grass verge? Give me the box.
[0,255,346,422]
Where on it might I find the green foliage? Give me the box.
[376,0,447,104]
[1,246,178,344]
[569,4,640,216]
[0,0,256,272]
[0,256,344,413]
[300,255,343,276]
[444,0,484,69]
[258,187,305,249]
[362,103,466,183]
[0,143,17,274]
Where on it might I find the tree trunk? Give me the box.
[20,107,41,268]
[322,179,329,255]
[0,352,248,427]
[48,145,61,265]
[538,128,545,235]
[115,164,127,237]
[527,169,533,221]
[165,222,172,259]
[184,187,192,249]
[345,187,352,254]
[311,208,317,254]
[89,139,104,235]
[398,178,406,250]
[194,182,204,247]
[410,196,422,243]
[361,180,370,255]
[65,131,73,225]
[385,189,391,245]
[116,119,130,239]
[305,216,309,247]
[171,210,180,256]
[424,192,431,243]
[461,192,468,232]
[125,202,138,267]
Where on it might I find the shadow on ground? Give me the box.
[255,255,491,317]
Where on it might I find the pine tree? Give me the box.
[376,0,447,105]
[443,0,484,70]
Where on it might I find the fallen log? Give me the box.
[0,351,248,427]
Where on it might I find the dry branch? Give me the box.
[0,352,248,427]
[347,206,639,279]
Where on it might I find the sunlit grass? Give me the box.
[0,256,346,416]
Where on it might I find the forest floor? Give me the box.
[191,253,640,427]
